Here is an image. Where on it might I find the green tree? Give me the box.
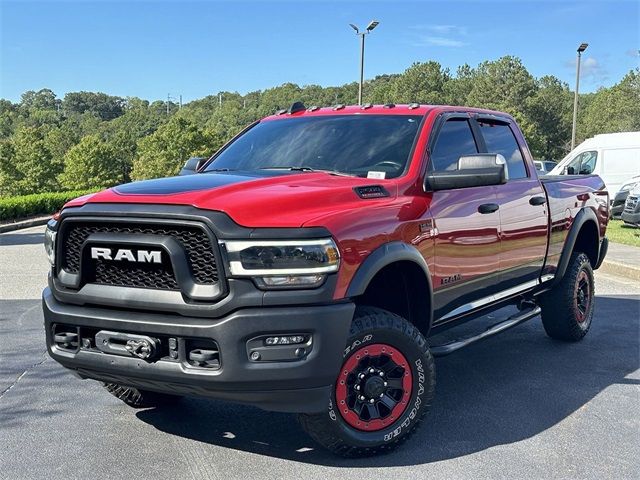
[444,64,477,105]
[20,89,58,111]
[2,126,60,195]
[63,91,125,120]
[580,69,640,140]
[467,56,536,112]
[59,135,121,190]
[44,123,81,171]
[132,117,212,180]
[0,140,17,196]
[387,61,450,104]
[525,76,573,159]
[0,99,18,138]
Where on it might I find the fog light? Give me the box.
[264,335,306,346]
[259,274,325,288]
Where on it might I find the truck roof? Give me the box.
[262,104,513,121]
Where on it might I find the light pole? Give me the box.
[349,20,379,105]
[571,42,589,150]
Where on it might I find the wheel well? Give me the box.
[353,261,431,336]
[573,220,599,266]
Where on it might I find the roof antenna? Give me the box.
[287,101,306,114]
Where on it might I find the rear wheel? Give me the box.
[540,252,595,342]
[103,383,182,408]
[298,306,435,457]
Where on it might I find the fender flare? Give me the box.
[345,241,434,332]
[553,207,600,285]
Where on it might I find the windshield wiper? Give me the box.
[258,166,355,177]
[203,168,235,173]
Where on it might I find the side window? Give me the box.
[579,151,597,174]
[565,151,597,174]
[478,120,528,179]
[429,119,479,172]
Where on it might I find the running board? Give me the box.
[430,306,542,357]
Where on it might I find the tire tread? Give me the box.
[298,306,435,457]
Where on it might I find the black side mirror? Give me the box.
[424,154,508,191]
[179,157,207,176]
[565,166,575,175]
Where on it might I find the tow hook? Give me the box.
[124,339,155,359]
[95,331,159,361]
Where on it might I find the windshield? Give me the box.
[204,115,423,178]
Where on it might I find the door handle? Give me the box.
[529,196,547,206]
[478,203,499,214]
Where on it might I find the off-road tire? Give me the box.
[540,252,595,342]
[297,306,436,457]
[103,383,182,408]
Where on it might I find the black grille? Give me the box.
[91,259,180,290]
[60,222,219,289]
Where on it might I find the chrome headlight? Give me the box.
[44,222,57,266]
[223,238,340,289]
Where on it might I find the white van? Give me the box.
[549,132,640,194]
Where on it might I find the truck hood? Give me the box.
[65,171,397,228]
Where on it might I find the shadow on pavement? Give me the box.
[0,231,44,247]
[136,295,640,467]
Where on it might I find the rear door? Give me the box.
[474,116,548,290]
[427,114,502,321]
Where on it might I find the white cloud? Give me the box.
[414,36,467,48]
[565,56,609,83]
[407,25,468,48]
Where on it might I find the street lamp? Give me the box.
[350,20,380,105]
[571,42,589,150]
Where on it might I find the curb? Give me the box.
[599,259,640,282]
[0,216,50,234]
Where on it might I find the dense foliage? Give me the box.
[0,190,98,220]
[0,56,638,197]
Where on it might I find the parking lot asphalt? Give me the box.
[1,226,639,480]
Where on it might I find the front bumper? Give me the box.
[622,211,640,226]
[43,288,354,413]
[611,191,628,218]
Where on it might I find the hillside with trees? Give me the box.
[1,56,638,197]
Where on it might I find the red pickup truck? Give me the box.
[43,103,609,456]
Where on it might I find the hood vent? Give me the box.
[354,185,390,199]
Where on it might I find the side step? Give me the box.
[430,306,542,357]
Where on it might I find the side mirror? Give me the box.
[179,157,207,176]
[564,166,575,175]
[424,154,508,191]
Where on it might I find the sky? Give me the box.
[1,0,638,103]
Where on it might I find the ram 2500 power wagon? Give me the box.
[43,103,609,457]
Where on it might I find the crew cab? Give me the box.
[42,103,609,457]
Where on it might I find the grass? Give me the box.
[607,219,640,247]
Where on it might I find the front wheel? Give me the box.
[298,306,435,457]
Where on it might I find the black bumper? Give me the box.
[611,191,629,219]
[43,288,354,413]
